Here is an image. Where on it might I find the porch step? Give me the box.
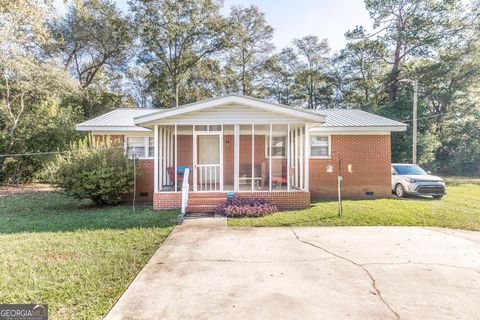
[188,192,227,198]
[186,204,219,213]
[188,197,227,205]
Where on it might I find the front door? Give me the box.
[195,134,222,191]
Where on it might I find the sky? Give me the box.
[53,0,373,51]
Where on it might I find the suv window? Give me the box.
[392,165,426,175]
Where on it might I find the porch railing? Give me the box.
[196,164,221,191]
[180,167,190,214]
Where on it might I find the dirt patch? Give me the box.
[0,183,58,197]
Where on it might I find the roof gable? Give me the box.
[133,95,326,126]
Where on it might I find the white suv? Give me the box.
[391,164,446,199]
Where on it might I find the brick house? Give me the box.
[76,95,406,211]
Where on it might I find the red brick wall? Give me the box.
[235,191,310,210]
[309,135,392,198]
[153,191,310,210]
[153,192,182,209]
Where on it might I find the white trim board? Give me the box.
[78,126,151,132]
[310,126,405,133]
[134,95,326,125]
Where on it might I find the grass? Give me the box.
[228,183,480,231]
[0,192,178,320]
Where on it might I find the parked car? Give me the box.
[391,164,446,199]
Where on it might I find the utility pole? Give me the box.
[412,78,418,164]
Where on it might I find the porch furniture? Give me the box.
[271,164,294,187]
[239,177,263,190]
[167,166,192,191]
[239,164,265,189]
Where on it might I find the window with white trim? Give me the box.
[148,137,154,157]
[310,136,330,158]
[126,136,154,159]
[266,136,286,158]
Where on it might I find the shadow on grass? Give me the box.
[0,192,179,234]
[310,195,438,206]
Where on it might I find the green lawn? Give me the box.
[0,192,178,320]
[229,183,480,231]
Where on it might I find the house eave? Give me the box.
[309,125,407,133]
[75,125,152,132]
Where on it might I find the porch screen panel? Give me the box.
[223,125,234,191]
[175,125,193,191]
[239,125,254,191]
[270,124,288,191]
[253,124,269,191]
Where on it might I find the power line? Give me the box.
[401,111,457,123]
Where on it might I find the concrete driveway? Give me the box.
[105,218,480,320]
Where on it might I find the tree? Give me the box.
[131,0,231,107]
[333,27,388,109]
[0,0,77,153]
[226,5,274,96]
[54,0,132,90]
[364,0,467,103]
[1,100,83,182]
[413,39,480,172]
[263,55,298,105]
[280,36,331,108]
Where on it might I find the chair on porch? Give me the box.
[271,163,294,187]
[167,166,191,191]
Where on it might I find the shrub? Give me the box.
[47,135,136,205]
[216,196,278,218]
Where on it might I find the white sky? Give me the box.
[53,0,373,51]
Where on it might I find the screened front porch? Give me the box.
[153,124,311,193]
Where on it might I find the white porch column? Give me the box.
[287,123,291,191]
[295,128,299,188]
[193,125,197,192]
[299,127,304,189]
[174,125,177,192]
[154,125,159,192]
[269,124,272,192]
[304,123,310,191]
[234,124,240,192]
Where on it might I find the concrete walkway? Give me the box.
[105,220,480,320]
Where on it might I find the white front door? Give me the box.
[195,134,222,191]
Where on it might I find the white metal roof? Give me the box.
[309,109,407,132]
[75,100,407,133]
[76,108,156,132]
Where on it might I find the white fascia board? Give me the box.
[134,96,325,124]
[75,125,151,132]
[309,126,407,133]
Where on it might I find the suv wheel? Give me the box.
[395,184,406,198]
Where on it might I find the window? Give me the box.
[148,137,154,157]
[194,125,221,132]
[266,136,286,158]
[126,136,154,159]
[310,136,330,158]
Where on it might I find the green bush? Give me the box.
[48,135,136,205]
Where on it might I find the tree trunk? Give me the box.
[388,24,403,104]
[242,63,246,95]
